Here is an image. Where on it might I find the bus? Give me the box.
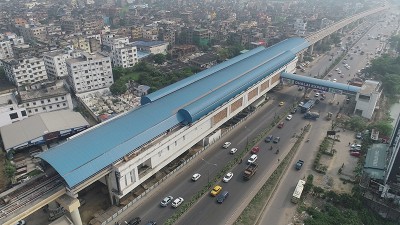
[300,99,315,113]
[291,179,306,204]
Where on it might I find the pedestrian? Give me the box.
[349,142,351,146]
[278,158,280,162]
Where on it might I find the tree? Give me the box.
[110,82,127,95]
[153,54,166,65]
[344,116,367,131]
[4,160,16,179]
[369,120,393,137]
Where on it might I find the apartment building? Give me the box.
[133,41,168,55]
[18,81,73,116]
[101,34,129,49]
[142,27,158,41]
[111,44,138,68]
[1,57,48,87]
[0,41,13,61]
[43,50,72,79]
[131,25,143,40]
[61,19,82,33]
[66,52,113,94]
[18,25,47,41]
[0,92,28,128]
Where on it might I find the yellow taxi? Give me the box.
[210,185,222,197]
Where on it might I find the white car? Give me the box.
[223,172,233,183]
[247,154,258,164]
[314,93,320,97]
[222,142,231,149]
[15,221,26,225]
[191,173,201,181]
[230,148,238,154]
[286,115,293,121]
[171,197,184,208]
[333,78,337,82]
[338,71,342,74]
[335,68,339,71]
[298,102,304,107]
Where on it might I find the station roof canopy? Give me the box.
[39,37,311,188]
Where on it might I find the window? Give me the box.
[61,96,65,100]
[55,98,58,101]
[9,112,18,119]
[35,109,38,112]
[47,99,51,103]
[21,110,27,116]
[49,106,52,109]
[41,100,44,104]
[42,107,46,110]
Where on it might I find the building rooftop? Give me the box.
[18,81,68,102]
[364,143,388,180]
[0,111,89,151]
[66,52,108,63]
[360,80,380,95]
[132,40,168,47]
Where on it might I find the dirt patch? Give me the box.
[312,130,359,194]
[80,182,111,225]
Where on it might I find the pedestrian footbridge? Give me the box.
[281,72,361,95]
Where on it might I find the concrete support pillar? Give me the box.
[298,53,303,62]
[308,44,314,55]
[70,209,83,225]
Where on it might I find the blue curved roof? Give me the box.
[38,37,310,188]
[281,72,361,94]
[178,51,296,123]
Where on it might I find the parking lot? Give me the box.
[314,129,360,193]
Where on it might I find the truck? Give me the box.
[304,112,320,120]
[243,163,258,180]
[300,100,315,113]
[295,160,304,170]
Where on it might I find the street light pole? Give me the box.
[201,158,217,187]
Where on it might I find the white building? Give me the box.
[18,81,73,116]
[0,92,28,128]
[66,52,113,94]
[101,34,138,68]
[294,18,307,35]
[101,34,129,50]
[111,44,138,68]
[354,80,382,119]
[132,41,169,55]
[1,57,48,87]
[43,50,73,79]
[0,41,13,61]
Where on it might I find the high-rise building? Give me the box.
[66,52,113,94]
[43,50,73,79]
[0,40,13,61]
[1,57,48,87]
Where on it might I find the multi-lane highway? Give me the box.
[257,12,399,225]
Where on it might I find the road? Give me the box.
[257,12,398,225]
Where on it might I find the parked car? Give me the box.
[265,135,273,143]
[160,196,173,207]
[222,142,231,148]
[278,122,284,128]
[222,172,233,182]
[210,185,223,196]
[291,108,297,114]
[273,137,281,143]
[286,115,293,120]
[279,101,284,106]
[191,173,201,181]
[356,132,362,139]
[230,148,238,154]
[171,197,184,208]
[247,154,258,164]
[15,221,26,225]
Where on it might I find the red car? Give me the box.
[350,151,361,157]
[251,146,260,154]
[278,122,284,128]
